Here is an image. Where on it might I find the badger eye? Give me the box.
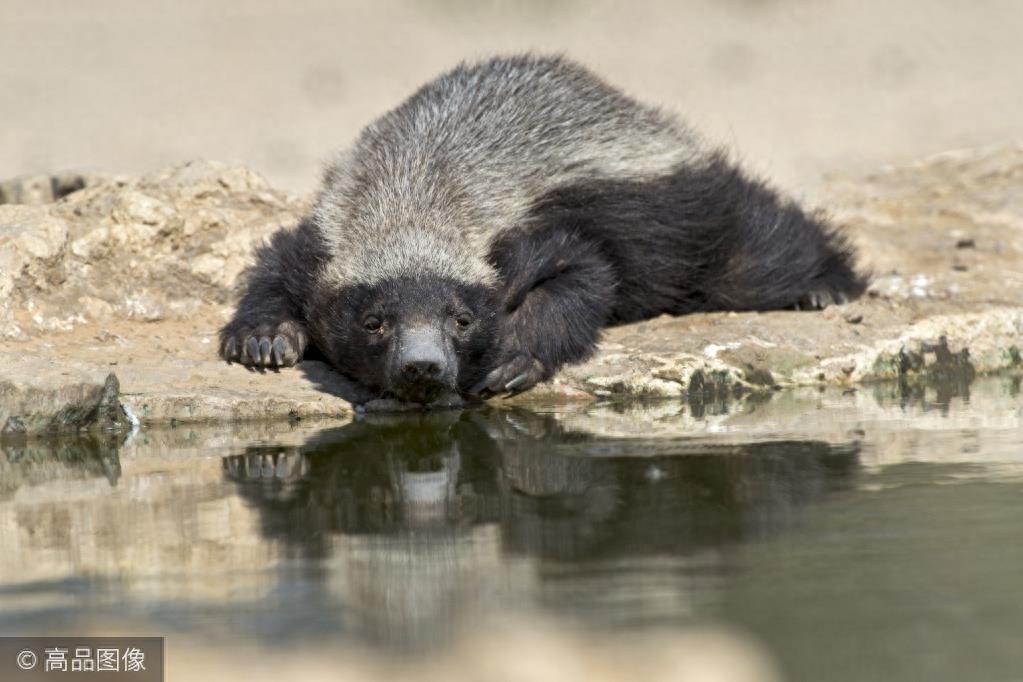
[363,316,382,332]
[454,313,473,329]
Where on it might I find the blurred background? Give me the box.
[3,0,1022,198]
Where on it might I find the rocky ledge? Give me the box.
[1,147,1021,435]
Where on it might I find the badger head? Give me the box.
[310,172,507,403]
[311,274,500,404]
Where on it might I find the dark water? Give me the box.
[2,376,1022,681]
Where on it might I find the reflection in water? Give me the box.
[5,377,1023,679]
[0,432,122,499]
[222,410,860,649]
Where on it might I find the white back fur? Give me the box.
[312,54,704,288]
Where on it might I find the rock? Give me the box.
[0,147,1021,428]
[0,204,70,337]
[78,296,115,321]
[0,160,308,338]
[0,206,66,287]
[0,366,124,437]
[111,189,175,226]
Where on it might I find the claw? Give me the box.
[272,336,285,366]
[223,320,308,370]
[470,366,505,396]
[273,334,298,366]
[245,337,260,365]
[259,337,272,365]
[472,354,546,399]
[504,372,530,392]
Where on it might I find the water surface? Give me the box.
[2,376,1022,681]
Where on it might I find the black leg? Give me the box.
[689,160,867,313]
[475,227,617,396]
[522,153,867,324]
[220,220,325,369]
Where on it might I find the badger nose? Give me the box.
[397,325,450,387]
[402,359,442,380]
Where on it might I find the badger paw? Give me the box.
[795,289,849,311]
[470,353,548,398]
[220,319,308,369]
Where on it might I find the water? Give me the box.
[1,376,1022,681]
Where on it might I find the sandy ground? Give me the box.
[2,0,1022,199]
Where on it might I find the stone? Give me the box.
[78,296,115,321]
[0,365,124,438]
[0,161,307,340]
[0,206,68,283]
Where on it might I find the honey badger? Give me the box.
[220,54,865,403]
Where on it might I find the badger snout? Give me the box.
[401,358,443,381]
[390,325,456,402]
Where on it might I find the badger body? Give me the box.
[221,55,865,402]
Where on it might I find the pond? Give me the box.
[1,375,1021,681]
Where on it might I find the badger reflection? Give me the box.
[224,412,502,551]
[223,410,859,650]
